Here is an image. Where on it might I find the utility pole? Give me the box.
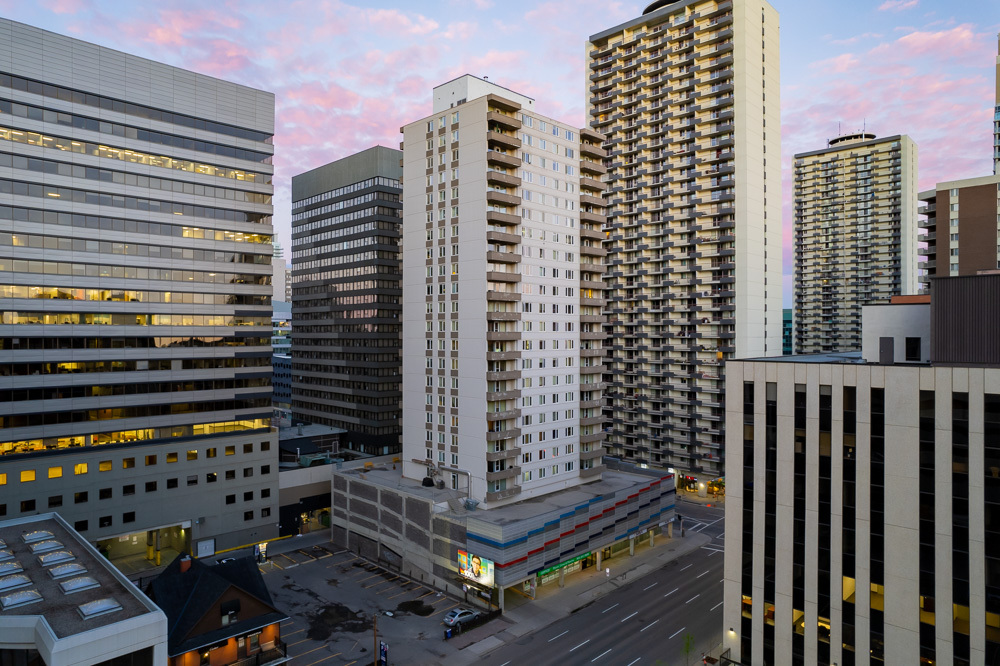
[373,613,377,666]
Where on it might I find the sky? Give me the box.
[2,0,998,305]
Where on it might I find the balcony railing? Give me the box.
[231,639,289,666]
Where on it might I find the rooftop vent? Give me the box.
[0,550,14,563]
[0,589,42,610]
[0,539,6,548]
[21,530,54,544]
[60,576,100,595]
[38,551,75,567]
[48,562,87,580]
[28,540,63,555]
[78,597,122,620]
[0,574,32,594]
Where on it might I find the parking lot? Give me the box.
[262,546,507,665]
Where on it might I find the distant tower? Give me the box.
[994,33,999,174]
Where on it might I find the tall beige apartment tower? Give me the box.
[400,76,608,507]
[586,0,782,478]
[793,133,918,354]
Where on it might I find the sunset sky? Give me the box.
[3,0,998,304]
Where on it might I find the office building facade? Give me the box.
[724,275,1000,666]
[918,173,1000,290]
[0,20,277,565]
[290,146,403,455]
[587,0,783,477]
[793,133,918,354]
[401,76,607,507]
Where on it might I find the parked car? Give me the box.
[442,608,481,627]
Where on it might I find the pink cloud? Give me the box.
[40,0,91,14]
[362,8,438,36]
[879,0,919,12]
[812,53,860,74]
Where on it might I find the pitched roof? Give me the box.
[147,555,287,656]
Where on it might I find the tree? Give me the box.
[682,632,695,666]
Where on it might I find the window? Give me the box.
[145,455,156,466]
[187,450,198,461]
[123,512,135,524]
[75,491,88,504]
[99,460,112,472]
[20,470,35,482]
[99,488,112,500]
[99,516,112,528]
[261,465,271,475]
[225,446,235,456]
[48,466,62,479]
[905,337,921,362]
[261,488,271,499]
[244,491,254,501]
[226,470,236,480]
[0,474,4,485]
[226,494,236,505]
[243,468,254,478]
[244,511,254,521]
[145,481,157,493]
[262,507,271,518]
[74,520,88,532]
[122,458,135,469]
[166,453,178,463]
[48,495,62,508]
[261,441,271,452]
[167,478,178,489]
[187,475,198,486]
[243,443,253,454]
[207,472,217,483]
[20,499,35,513]
[207,448,217,458]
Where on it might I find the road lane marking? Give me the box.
[626,659,641,666]
[602,603,619,613]
[711,601,724,611]
[301,653,341,666]
[664,588,679,598]
[697,570,710,578]
[549,630,569,642]
[668,626,686,640]
[680,564,693,572]
[701,546,724,553]
[592,649,612,662]
[621,611,638,623]
[570,639,591,652]
[716,531,724,539]
[640,619,660,633]
[643,582,658,591]
[500,662,510,666]
[685,594,700,604]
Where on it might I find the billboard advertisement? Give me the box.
[457,549,495,588]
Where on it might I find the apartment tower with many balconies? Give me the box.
[0,19,277,568]
[400,75,608,507]
[793,133,918,354]
[587,0,782,478]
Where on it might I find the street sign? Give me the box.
[379,640,388,666]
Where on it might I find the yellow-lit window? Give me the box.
[206,448,217,459]
[167,453,178,463]
[21,470,35,482]
[48,466,62,479]
[99,460,112,472]
[0,473,6,485]
[123,458,135,469]
[74,463,88,475]
[187,450,198,461]
[145,455,157,466]
[225,446,235,456]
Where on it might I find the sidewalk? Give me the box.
[457,530,712,657]
[677,489,726,507]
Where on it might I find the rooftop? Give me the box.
[737,351,866,365]
[0,513,159,638]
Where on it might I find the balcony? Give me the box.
[486,230,520,245]
[580,464,605,478]
[580,193,605,207]
[580,176,605,192]
[486,369,520,381]
[486,465,521,482]
[487,110,522,131]
[486,310,521,321]
[581,210,607,224]
[580,446,605,461]
[486,447,521,462]
[581,227,604,242]
[581,431,605,444]
[581,142,608,159]
[487,170,522,188]
[486,190,521,207]
[486,210,521,227]
[581,244,608,257]
[486,331,521,342]
[486,350,520,361]
[487,250,522,264]
[580,159,608,175]
[487,131,522,151]
[486,388,521,401]
[580,414,604,427]
[487,408,521,421]
[487,270,521,283]
[486,485,522,502]
[581,127,604,143]
[486,427,521,442]
[487,289,521,302]
[487,150,522,169]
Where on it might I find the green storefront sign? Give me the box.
[536,551,592,578]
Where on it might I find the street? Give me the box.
[481,499,725,666]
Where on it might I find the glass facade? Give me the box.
[291,156,403,455]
